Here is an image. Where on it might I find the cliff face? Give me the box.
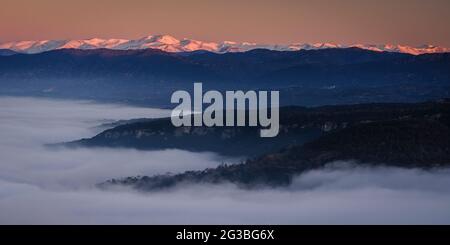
[97,100,450,191]
[70,102,450,157]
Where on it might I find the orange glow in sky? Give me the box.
[1,0,449,46]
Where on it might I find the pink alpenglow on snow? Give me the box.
[1,34,449,55]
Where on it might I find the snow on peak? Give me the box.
[1,35,449,55]
[154,34,180,45]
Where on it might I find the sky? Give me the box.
[1,0,450,46]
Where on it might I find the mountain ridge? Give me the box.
[97,100,450,191]
[0,49,17,56]
[1,34,449,55]
[68,100,450,157]
[1,47,449,107]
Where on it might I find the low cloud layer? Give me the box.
[1,167,450,225]
[0,96,449,224]
[0,97,232,188]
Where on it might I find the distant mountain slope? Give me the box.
[0,49,17,56]
[1,48,449,106]
[99,100,450,191]
[1,34,449,55]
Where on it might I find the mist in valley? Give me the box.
[0,96,449,224]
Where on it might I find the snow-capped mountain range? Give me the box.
[1,34,449,55]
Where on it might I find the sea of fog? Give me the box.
[0,96,449,224]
